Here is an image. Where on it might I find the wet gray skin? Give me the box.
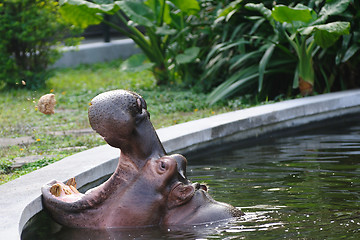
[41,90,242,229]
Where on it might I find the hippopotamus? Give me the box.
[41,90,243,229]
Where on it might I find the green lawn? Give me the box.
[0,59,240,184]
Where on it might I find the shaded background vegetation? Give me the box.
[1,0,359,101]
[0,0,83,89]
[56,0,359,103]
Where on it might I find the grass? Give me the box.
[0,58,251,184]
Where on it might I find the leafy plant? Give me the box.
[329,0,360,91]
[204,0,297,105]
[205,0,357,105]
[0,0,83,89]
[246,0,351,95]
[58,0,202,85]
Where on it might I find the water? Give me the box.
[22,117,360,239]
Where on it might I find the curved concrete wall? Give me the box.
[52,38,141,68]
[0,89,360,239]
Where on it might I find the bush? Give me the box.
[58,0,204,85]
[0,0,83,89]
[202,0,360,104]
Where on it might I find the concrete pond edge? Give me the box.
[1,89,360,239]
[51,38,141,68]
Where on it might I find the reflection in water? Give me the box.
[22,117,360,239]
[187,117,360,239]
[22,211,245,240]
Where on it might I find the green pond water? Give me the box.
[22,117,360,239]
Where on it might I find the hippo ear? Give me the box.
[167,184,195,209]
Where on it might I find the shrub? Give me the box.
[58,0,203,85]
[203,0,359,104]
[0,0,83,89]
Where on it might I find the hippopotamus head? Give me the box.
[88,90,165,168]
[42,89,242,230]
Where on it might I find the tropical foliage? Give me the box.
[0,0,83,89]
[205,0,358,104]
[59,0,203,85]
[11,0,357,102]
[247,1,350,96]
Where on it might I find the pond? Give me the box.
[22,117,360,239]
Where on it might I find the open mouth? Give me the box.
[46,180,83,202]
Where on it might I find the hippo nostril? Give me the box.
[192,182,208,191]
[200,184,208,192]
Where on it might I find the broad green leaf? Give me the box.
[169,0,200,15]
[245,3,272,21]
[176,47,200,64]
[288,4,318,29]
[59,4,103,28]
[314,30,339,48]
[116,0,155,27]
[59,0,120,28]
[319,0,351,17]
[299,22,350,48]
[60,0,119,13]
[92,0,115,4]
[120,54,155,72]
[271,5,312,23]
[217,0,242,19]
